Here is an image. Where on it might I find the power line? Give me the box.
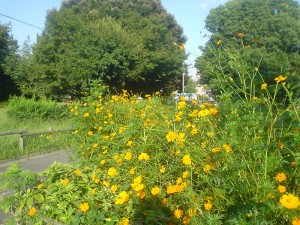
[0,13,43,30]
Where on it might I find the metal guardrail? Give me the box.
[0,127,74,151]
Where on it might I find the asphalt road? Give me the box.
[0,150,74,224]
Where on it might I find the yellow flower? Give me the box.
[222,144,232,153]
[216,39,222,45]
[74,169,81,175]
[93,143,99,148]
[174,209,184,219]
[166,185,177,194]
[182,171,189,178]
[204,201,213,210]
[118,127,127,133]
[275,173,287,182]
[126,140,133,147]
[87,131,93,136]
[28,207,37,216]
[166,131,177,142]
[177,101,187,110]
[151,186,161,196]
[177,132,185,146]
[191,128,198,135]
[100,160,106,165]
[138,153,150,161]
[103,180,110,187]
[203,164,213,173]
[182,155,192,165]
[124,151,132,160]
[111,185,118,193]
[185,122,192,128]
[119,218,130,225]
[209,108,218,115]
[143,118,151,127]
[176,177,182,185]
[83,112,89,118]
[160,165,166,173]
[162,198,167,206]
[132,183,144,192]
[292,219,300,225]
[132,175,142,184]
[275,75,287,83]
[91,188,97,195]
[183,216,191,224]
[180,96,186,101]
[277,185,286,193]
[206,132,214,137]
[280,194,300,209]
[115,191,130,205]
[261,83,268,89]
[129,167,136,174]
[79,202,89,212]
[61,178,69,186]
[108,167,117,177]
[212,147,221,153]
[37,183,43,189]
[179,43,185,51]
[291,162,297,167]
[198,109,210,117]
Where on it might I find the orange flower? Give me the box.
[204,201,213,210]
[28,207,37,216]
[137,191,145,199]
[292,219,300,225]
[275,173,287,182]
[236,32,245,37]
[173,209,184,219]
[277,185,286,193]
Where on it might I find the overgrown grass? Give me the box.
[0,106,73,161]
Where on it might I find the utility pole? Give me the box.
[182,72,185,93]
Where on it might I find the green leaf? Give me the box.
[33,193,44,203]
[96,212,105,221]
[25,197,33,208]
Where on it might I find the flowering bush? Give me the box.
[1,47,299,224]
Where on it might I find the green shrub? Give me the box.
[6,96,69,120]
[1,47,299,224]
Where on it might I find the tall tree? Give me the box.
[0,23,19,100]
[196,0,300,100]
[7,0,186,99]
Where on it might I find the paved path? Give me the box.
[0,150,73,173]
[0,150,74,224]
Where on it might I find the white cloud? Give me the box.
[198,0,228,9]
[198,2,208,8]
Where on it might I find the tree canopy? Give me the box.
[195,0,300,100]
[0,23,19,100]
[6,0,186,99]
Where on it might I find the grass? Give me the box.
[0,106,73,161]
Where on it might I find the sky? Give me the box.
[0,0,228,78]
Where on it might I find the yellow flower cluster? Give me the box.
[115,191,130,205]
